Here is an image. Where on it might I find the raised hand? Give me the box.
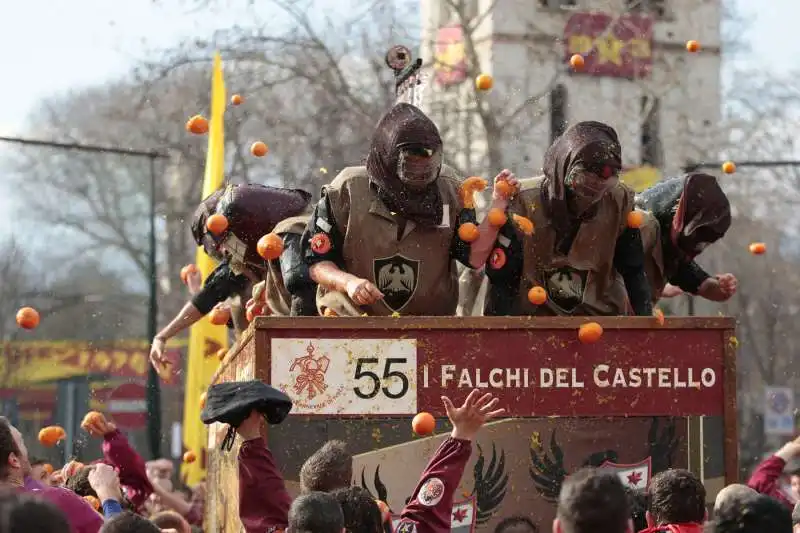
[442,389,506,441]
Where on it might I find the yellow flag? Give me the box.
[181,52,227,487]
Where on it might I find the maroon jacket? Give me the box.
[22,485,103,533]
[238,437,292,533]
[102,429,154,510]
[747,454,795,509]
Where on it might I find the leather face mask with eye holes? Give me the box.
[397,145,442,189]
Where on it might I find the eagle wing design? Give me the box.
[378,263,414,293]
[648,417,679,474]
[360,465,390,504]
[471,442,509,524]
[528,429,567,503]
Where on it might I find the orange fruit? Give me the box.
[578,322,603,344]
[749,242,766,255]
[208,305,231,325]
[512,214,534,236]
[84,495,101,511]
[627,210,644,229]
[458,223,480,242]
[487,208,507,227]
[231,94,244,106]
[185,115,209,135]
[654,308,665,326]
[199,392,207,409]
[246,302,265,322]
[216,348,227,361]
[475,73,493,91]
[16,307,40,330]
[257,233,284,260]
[569,54,585,70]
[206,214,228,235]
[460,177,488,209]
[721,161,736,174]
[180,264,198,284]
[411,412,435,436]
[38,426,66,447]
[494,180,516,199]
[686,40,700,53]
[323,308,338,317]
[527,286,547,305]
[80,411,105,432]
[183,451,197,464]
[250,141,269,157]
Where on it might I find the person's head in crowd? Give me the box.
[150,510,191,533]
[300,440,352,493]
[625,487,648,532]
[0,489,71,533]
[714,484,757,514]
[646,468,706,527]
[709,494,792,533]
[289,491,345,533]
[495,515,538,533]
[791,469,800,501]
[100,512,162,533]
[0,417,30,486]
[332,487,382,533]
[65,465,98,498]
[29,457,52,485]
[553,468,632,533]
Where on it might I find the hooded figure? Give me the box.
[482,121,653,317]
[149,183,314,374]
[636,173,735,303]
[302,103,491,316]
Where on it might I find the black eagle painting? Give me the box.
[360,441,509,525]
[529,417,680,502]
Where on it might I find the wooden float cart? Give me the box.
[205,316,737,532]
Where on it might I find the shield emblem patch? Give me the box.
[598,457,652,490]
[373,254,420,313]
[543,267,588,314]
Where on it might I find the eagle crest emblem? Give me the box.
[543,268,588,314]
[373,254,420,312]
[360,441,507,525]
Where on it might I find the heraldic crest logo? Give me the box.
[284,342,345,410]
[373,254,420,312]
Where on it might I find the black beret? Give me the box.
[201,380,292,428]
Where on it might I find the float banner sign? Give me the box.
[268,325,726,417]
[564,12,653,79]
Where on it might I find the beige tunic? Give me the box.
[509,176,634,316]
[317,165,464,316]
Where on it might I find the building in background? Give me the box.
[419,0,723,182]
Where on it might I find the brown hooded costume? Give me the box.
[636,173,732,302]
[302,103,477,316]
[484,121,652,316]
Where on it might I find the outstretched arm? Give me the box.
[614,227,653,316]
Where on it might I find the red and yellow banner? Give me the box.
[564,12,653,79]
[434,25,467,87]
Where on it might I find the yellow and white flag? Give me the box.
[181,51,227,487]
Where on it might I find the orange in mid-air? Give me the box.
[460,177,488,208]
[250,141,269,157]
[527,286,547,305]
[185,115,209,135]
[627,210,644,229]
[257,233,284,260]
[458,223,480,242]
[569,54,585,70]
[487,208,508,227]
[749,242,766,255]
[512,214,534,236]
[412,412,435,436]
[686,40,700,53]
[208,305,231,326]
[231,94,244,106]
[475,73,494,91]
[494,180,517,199]
[80,411,105,432]
[183,450,197,464]
[38,426,67,447]
[578,322,603,344]
[16,307,40,330]
[179,264,198,285]
[721,161,736,174]
[206,214,228,235]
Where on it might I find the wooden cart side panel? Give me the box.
[722,327,739,484]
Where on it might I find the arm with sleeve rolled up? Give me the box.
[614,227,653,316]
[101,429,154,509]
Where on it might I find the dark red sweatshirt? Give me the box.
[102,429,154,510]
[747,454,795,509]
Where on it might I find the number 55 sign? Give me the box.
[270,338,418,415]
